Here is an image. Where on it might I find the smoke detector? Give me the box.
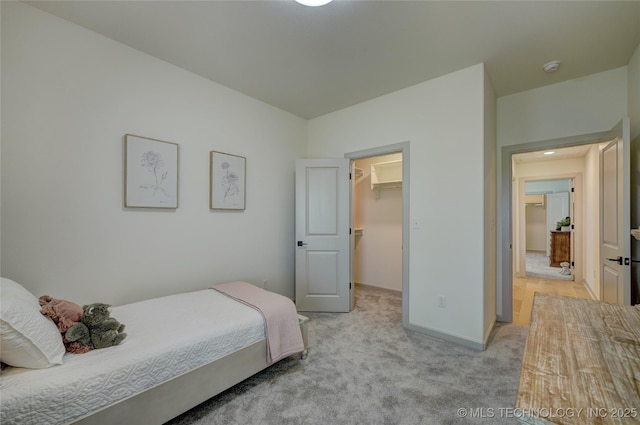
[543,60,561,73]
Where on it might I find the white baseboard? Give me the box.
[354,281,401,294]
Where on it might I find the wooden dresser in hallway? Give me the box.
[549,231,570,267]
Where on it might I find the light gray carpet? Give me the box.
[166,286,528,425]
[526,251,573,281]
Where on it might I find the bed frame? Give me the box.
[72,316,308,424]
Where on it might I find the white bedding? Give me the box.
[0,289,265,425]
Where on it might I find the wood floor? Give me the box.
[512,275,593,326]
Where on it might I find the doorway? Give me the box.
[502,119,631,323]
[522,178,574,281]
[499,130,611,323]
[352,154,403,294]
[511,147,595,326]
[511,147,591,286]
[345,142,409,325]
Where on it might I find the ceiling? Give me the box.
[513,144,595,164]
[27,1,640,119]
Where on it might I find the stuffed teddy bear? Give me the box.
[39,295,92,354]
[64,319,92,351]
[66,303,127,350]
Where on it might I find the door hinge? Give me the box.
[571,224,575,229]
[350,282,352,289]
[349,172,352,180]
[571,187,575,192]
[349,228,352,235]
[571,261,575,267]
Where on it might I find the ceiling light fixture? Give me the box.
[542,60,561,73]
[295,0,333,6]
[543,151,555,155]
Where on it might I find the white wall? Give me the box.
[526,179,571,194]
[498,67,628,146]
[0,0,3,278]
[496,67,628,316]
[584,145,601,298]
[482,70,497,341]
[630,43,640,142]
[353,154,402,292]
[525,205,547,252]
[308,64,491,347]
[1,2,307,306]
[629,42,640,304]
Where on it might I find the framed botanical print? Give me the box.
[124,134,179,208]
[210,151,246,210]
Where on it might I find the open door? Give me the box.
[600,118,631,304]
[295,158,351,312]
[569,179,575,279]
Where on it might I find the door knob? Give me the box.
[607,256,623,265]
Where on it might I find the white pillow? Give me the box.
[1,277,65,368]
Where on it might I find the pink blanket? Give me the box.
[212,281,304,364]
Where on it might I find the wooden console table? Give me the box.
[549,231,570,267]
[515,293,640,424]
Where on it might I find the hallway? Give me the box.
[512,276,592,326]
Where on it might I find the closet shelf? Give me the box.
[371,159,402,190]
[354,228,364,236]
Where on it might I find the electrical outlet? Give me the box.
[262,280,268,289]
[438,295,446,308]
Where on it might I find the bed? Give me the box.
[0,278,307,425]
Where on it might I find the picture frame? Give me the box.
[124,134,179,209]
[210,151,246,210]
